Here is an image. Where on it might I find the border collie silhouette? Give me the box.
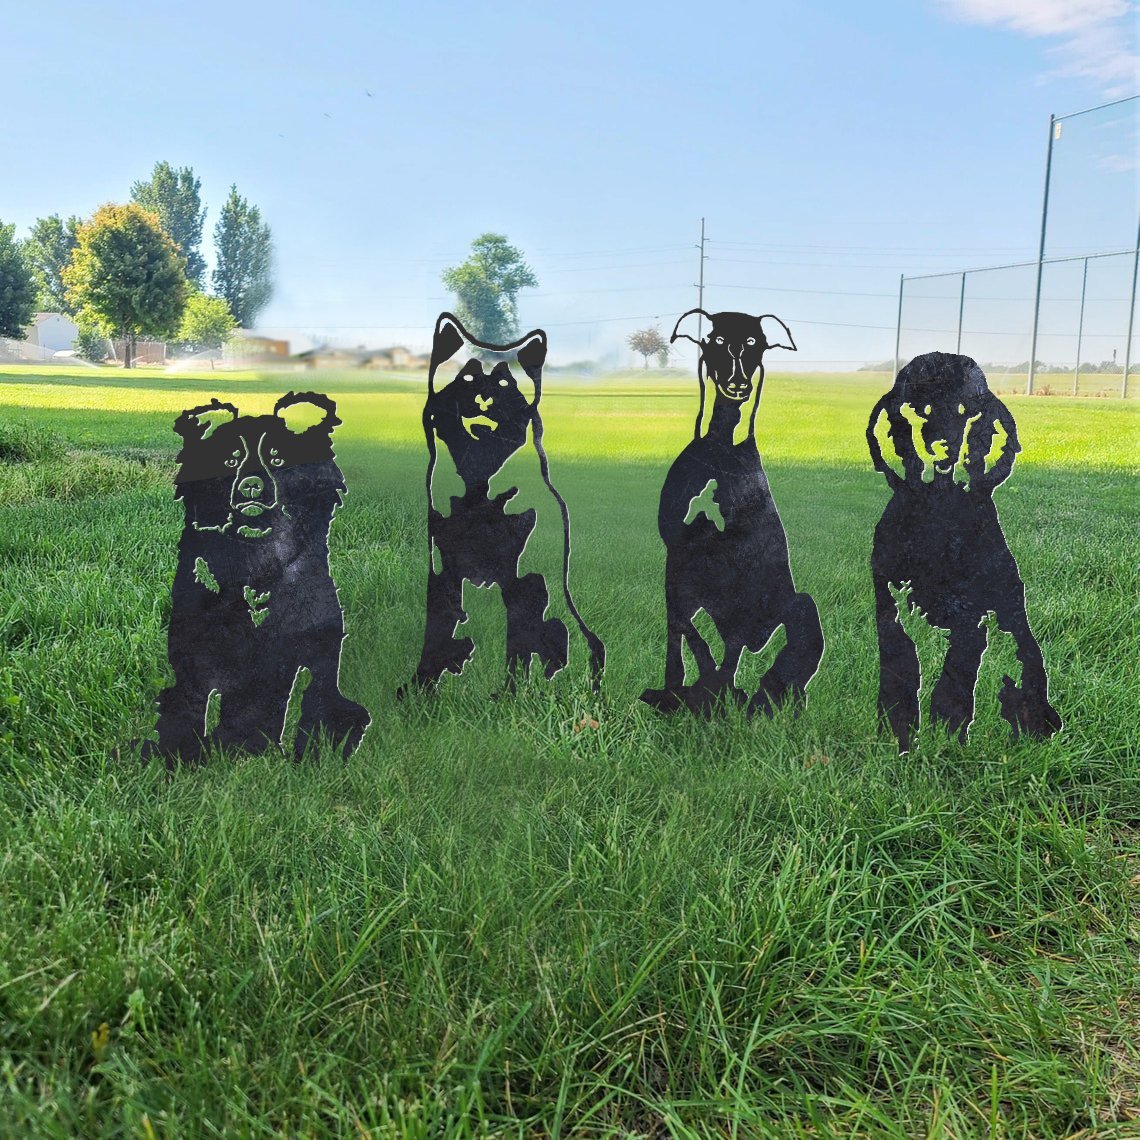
[867,352,1062,752]
[140,392,370,766]
[407,312,604,692]
[640,309,824,717]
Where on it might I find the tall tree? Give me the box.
[64,204,189,368]
[212,185,273,328]
[441,233,538,345]
[131,162,207,287]
[0,221,37,339]
[627,326,668,369]
[23,214,82,313]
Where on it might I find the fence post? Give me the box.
[1028,114,1056,396]
[1123,213,1139,399]
[1074,258,1088,396]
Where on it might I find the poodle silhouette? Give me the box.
[867,352,1061,752]
[141,392,370,766]
[641,308,823,717]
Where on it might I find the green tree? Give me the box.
[23,214,81,313]
[627,326,667,369]
[73,315,110,363]
[441,233,538,345]
[131,162,207,287]
[212,185,273,327]
[0,221,37,339]
[174,291,237,360]
[64,204,189,369]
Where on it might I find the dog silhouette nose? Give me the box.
[476,394,493,411]
[238,476,264,498]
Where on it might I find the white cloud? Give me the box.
[939,0,1139,93]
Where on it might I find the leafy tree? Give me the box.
[74,316,110,363]
[441,233,538,345]
[212,185,273,327]
[131,162,207,287]
[0,221,37,339]
[627,326,668,368]
[23,214,81,313]
[174,291,237,359]
[64,204,189,368]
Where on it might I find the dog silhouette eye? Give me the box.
[958,403,965,414]
[499,378,508,387]
[714,337,724,345]
[746,337,756,346]
[924,405,932,415]
[225,450,240,468]
[271,457,284,467]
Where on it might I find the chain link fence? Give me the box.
[895,97,1139,396]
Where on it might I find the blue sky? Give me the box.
[2,0,1137,368]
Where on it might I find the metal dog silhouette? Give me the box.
[641,309,824,716]
[867,352,1061,752]
[408,312,604,692]
[141,392,370,766]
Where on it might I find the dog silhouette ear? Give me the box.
[175,399,238,443]
[274,391,342,437]
[514,328,547,379]
[758,315,796,352]
[671,308,712,346]
[430,313,468,374]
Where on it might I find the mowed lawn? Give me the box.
[0,364,1137,1137]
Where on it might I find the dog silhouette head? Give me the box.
[867,353,1020,493]
[425,312,546,488]
[174,392,343,539]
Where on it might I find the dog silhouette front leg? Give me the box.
[502,572,568,685]
[748,593,824,719]
[874,577,920,752]
[149,681,213,767]
[995,597,1061,740]
[930,622,987,741]
[415,565,474,686]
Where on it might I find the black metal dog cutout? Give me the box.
[141,392,370,766]
[867,352,1062,752]
[409,313,604,692]
[641,309,824,717]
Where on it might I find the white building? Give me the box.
[25,312,80,353]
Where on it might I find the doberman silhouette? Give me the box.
[641,308,823,717]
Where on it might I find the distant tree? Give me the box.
[64,204,189,368]
[131,162,208,287]
[23,214,82,313]
[212,185,273,327]
[656,345,670,368]
[441,233,538,345]
[627,326,668,369]
[174,291,237,358]
[73,315,110,362]
[0,221,38,339]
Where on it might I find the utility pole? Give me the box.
[695,217,707,342]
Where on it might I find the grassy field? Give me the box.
[0,363,1137,1137]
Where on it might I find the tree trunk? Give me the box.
[123,332,133,369]
[643,355,648,369]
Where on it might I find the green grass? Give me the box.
[0,365,1138,1137]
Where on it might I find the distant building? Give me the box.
[294,344,429,370]
[231,329,290,358]
[25,312,79,353]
